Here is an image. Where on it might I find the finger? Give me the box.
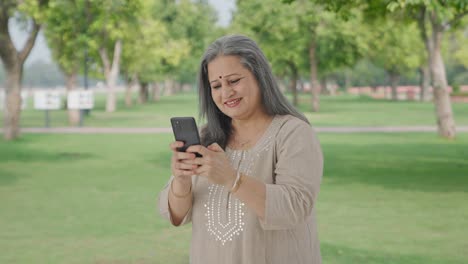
[174,169,195,177]
[208,143,224,152]
[180,157,204,166]
[175,151,196,161]
[182,169,196,176]
[186,145,209,156]
[175,161,199,170]
[169,141,184,151]
[193,164,209,176]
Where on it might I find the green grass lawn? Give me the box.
[1,133,467,263]
[5,91,468,128]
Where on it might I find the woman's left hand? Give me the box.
[183,143,236,189]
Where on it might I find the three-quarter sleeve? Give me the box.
[158,176,193,226]
[259,120,323,230]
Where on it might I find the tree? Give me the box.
[317,0,468,138]
[86,0,141,112]
[232,0,308,106]
[234,0,366,110]
[0,0,48,140]
[120,0,191,105]
[366,19,422,100]
[44,0,88,126]
[155,0,218,93]
[388,0,468,139]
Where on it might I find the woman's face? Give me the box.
[207,55,264,121]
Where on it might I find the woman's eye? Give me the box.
[230,79,240,85]
[212,85,221,89]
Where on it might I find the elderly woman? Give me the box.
[158,35,323,264]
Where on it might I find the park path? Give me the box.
[5,126,468,134]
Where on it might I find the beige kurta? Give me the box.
[158,114,323,264]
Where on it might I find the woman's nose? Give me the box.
[221,84,234,98]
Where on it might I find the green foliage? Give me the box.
[159,0,219,83]
[366,19,423,77]
[17,0,50,23]
[120,0,189,83]
[120,0,219,84]
[231,0,307,77]
[44,0,143,79]
[348,59,388,87]
[232,0,367,81]
[44,0,87,75]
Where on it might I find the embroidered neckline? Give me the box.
[226,115,281,154]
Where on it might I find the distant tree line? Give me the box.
[1,0,467,140]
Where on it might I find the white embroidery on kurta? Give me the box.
[203,116,282,246]
[204,184,245,245]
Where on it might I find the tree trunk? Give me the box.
[389,71,400,101]
[0,15,40,140]
[125,85,133,107]
[139,82,149,104]
[152,82,160,102]
[417,7,434,103]
[124,74,135,107]
[65,72,80,126]
[99,39,122,113]
[288,62,298,106]
[164,79,174,96]
[430,27,456,139]
[309,39,320,112]
[320,77,327,95]
[344,69,351,91]
[174,82,182,93]
[277,77,287,93]
[418,8,455,138]
[3,66,22,139]
[419,65,431,101]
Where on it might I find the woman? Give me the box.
[158,35,323,264]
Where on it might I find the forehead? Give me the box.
[207,55,248,80]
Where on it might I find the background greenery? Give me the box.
[3,92,468,128]
[1,132,467,263]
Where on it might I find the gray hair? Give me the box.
[198,34,309,149]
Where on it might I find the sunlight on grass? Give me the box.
[1,133,467,263]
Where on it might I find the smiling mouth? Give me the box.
[224,98,242,108]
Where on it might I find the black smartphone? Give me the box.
[170,117,202,157]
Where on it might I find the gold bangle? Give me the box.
[230,173,244,194]
[170,179,192,198]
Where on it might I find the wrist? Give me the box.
[225,169,237,189]
[229,170,243,193]
[172,177,192,197]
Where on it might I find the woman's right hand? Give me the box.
[170,141,198,186]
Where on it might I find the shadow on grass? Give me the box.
[323,140,468,193]
[321,242,462,264]
[0,168,21,186]
[0,138,95,164]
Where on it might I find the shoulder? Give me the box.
[273,115,322,158]
[275,114,315,140]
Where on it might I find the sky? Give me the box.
[9,0,235,66]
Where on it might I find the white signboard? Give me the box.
[68,90,94,109]
[34,91,62,110]
[21,91,28,109]
[0,90,28,110]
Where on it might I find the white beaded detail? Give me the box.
[204,184,245,245]
[203,115,283,245]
